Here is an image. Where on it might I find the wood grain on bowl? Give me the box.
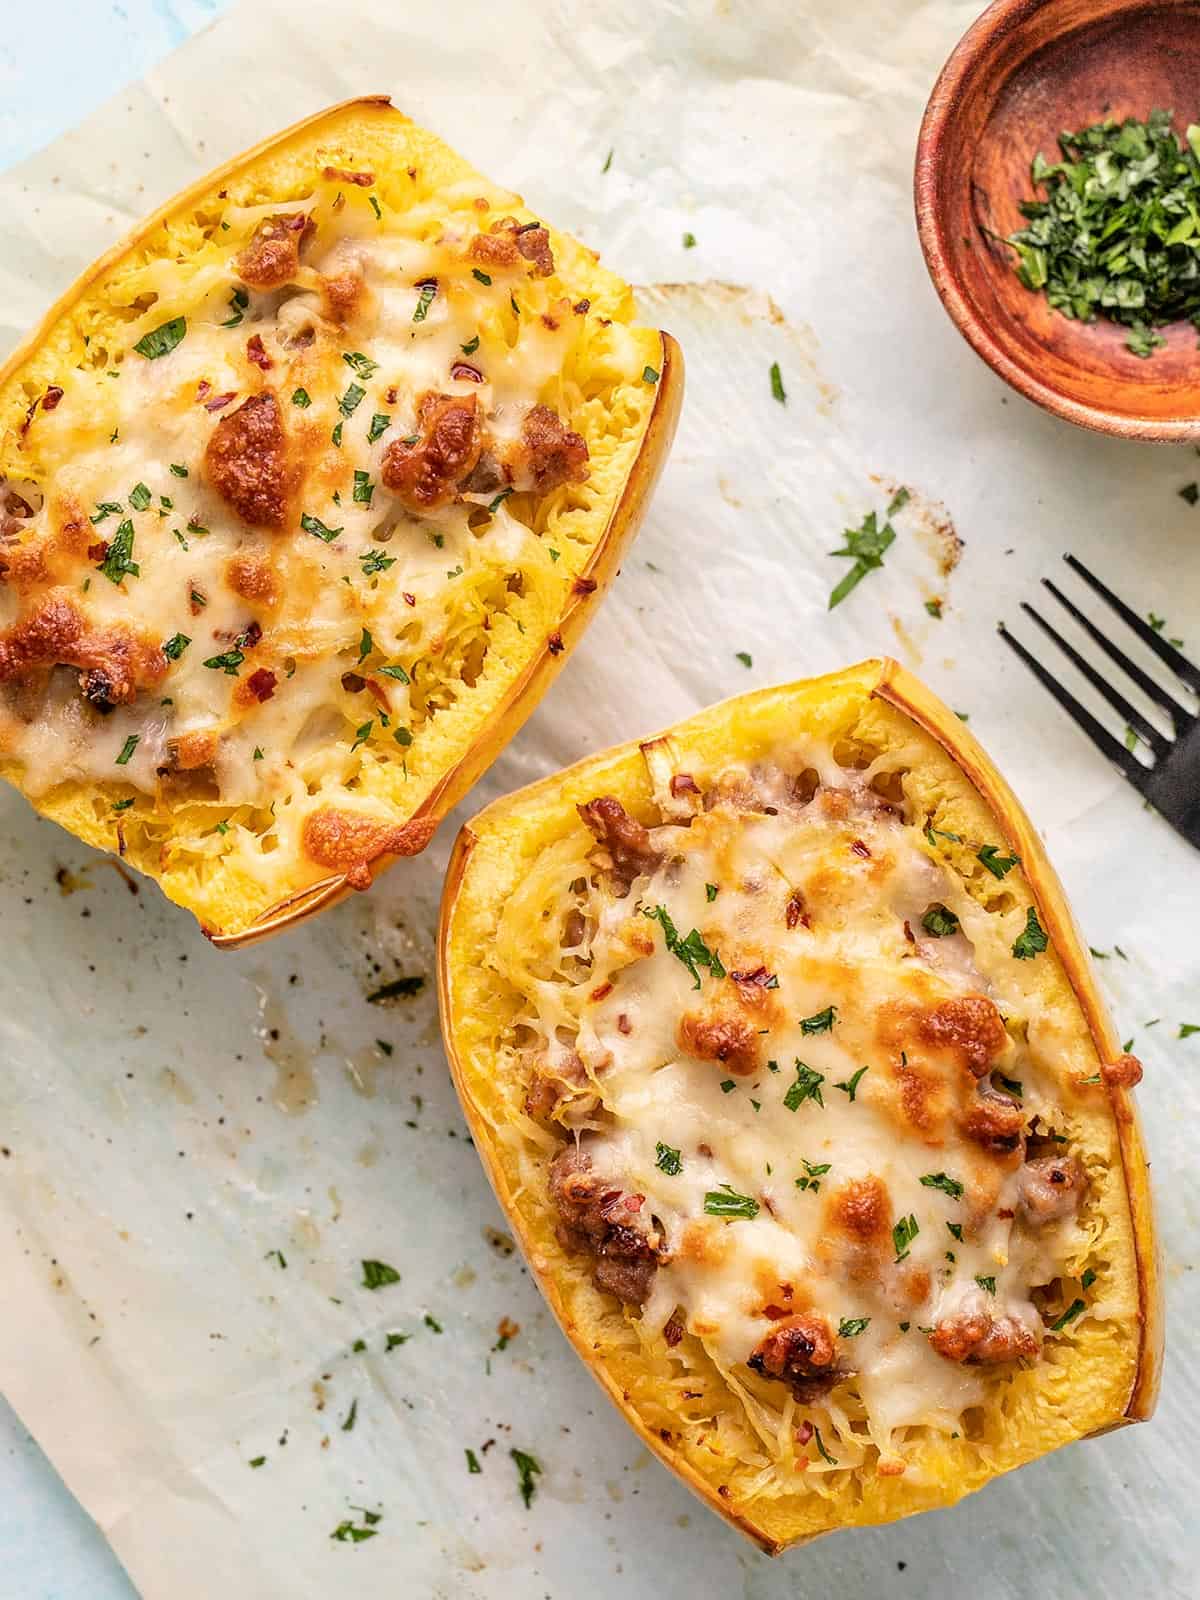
[916,0,1200,439]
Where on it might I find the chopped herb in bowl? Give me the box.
[1007,109,1200,357]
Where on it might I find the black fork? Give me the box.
[999,554,1200,850]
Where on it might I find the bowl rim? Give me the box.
[914,0,1200,442]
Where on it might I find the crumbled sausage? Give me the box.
[1101,1052,1143,1089]
[381,392,482,511]
[1017,1153,1085,1225]
[506,405,589,493]
[577,795,660,891]
[548,1145,659,1304]
[747,1315,840,1402]
[929,1312,1040,1365]
[235,213,312,289]
[961,1080,1026,1154]
[203,392,291,529]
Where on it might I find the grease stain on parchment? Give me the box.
[637,280,841,415]
[251,975,318,1115]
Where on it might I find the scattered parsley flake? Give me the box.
[291,387,311,408]
[203,647,244,676]
[341,1399,358,1432]
[301,512,343,543]
[466,1448,482,1474]
[783,1061,825,1111]
[343,351,378,379]
[703,1185,760,1220]
[1051,1298,1086,1332]
[706,883,719,902]
[339,383,366,417]
[642,365,660,384]
[114,734,139,766]
[682,231,697,248]
[978,844,1020,878]
[735,650,752,668]
[892,1213,920,1261]
[800,1006,836,1034]
[828,509,895,609]
[360,548,396,575]
[367,412,390,442]
[769,361,786,403]
[921,903,960,938]
[1013,905,1049,960]
[471,269,492,287]
[512,1448,542,1508]
[642,904,724,988]
[834,1064,869,1101]
[655,1142,682,1176]
[169,462,188,478]
[838,1317,870,1338]
[361,1259,400,1290]
[98,520,139,584]
[162,632,190,660]
[461,335,480,355]
[133,316,186,359]
[920,1172,964,1200]
[128,481,152,511]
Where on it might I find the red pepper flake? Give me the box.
[196,379,211,401]
[785,891,809,930]
[663,1314,684,1347]
[850,838,871,859]
[285,212,308,232]
[624,1194,645,1213]
[386,386,399,404]
[572,577,598,596]
[669,772,699,797]
[246,334,272,371]
[87,540,108,562]
[617,1014,632,1035]
[795,1420,814,1447]
[189,590,207,616]
[997,1207,1015,1219]
[547,630,564,655]
[41,386,64,412]
[903,919,916,944]
[450,361,483,383]
[572,298,591,315]
[322,166,374,186]
[245,667,277,702]
[18,397,39,435]
[204,391,238,412]
[402,591,416,607]
[241,620,263,649]
[589,981,613,1002]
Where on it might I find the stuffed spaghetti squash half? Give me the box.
[438,660,1160,1552]
[0,96,680,943]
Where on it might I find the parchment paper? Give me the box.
[0,2,1195,1596]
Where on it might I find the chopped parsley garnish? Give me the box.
[925,597,944,618]
[203,647,244,675]
[162,632,191,660]
[1006,111,1200,358]
[642,365,660,384]
[921,903,960,938]
[795,1157,831,1192]
[834,1064,869,1102]
[978,843,1020,878]
[361,1259,401,1290]
[769,361,786,403]
[837,1317,870,1338]
[511,1448,542,1508]
[330,1517,379,1544]
[602,148,614,173]
[655,1142,682,1175]
[301,512,343,542]
[341,1399,358,1432]
[98,520,139,583]
[343,351,378,379]
[133,316,186,359]
[642,904,724,988]
[393,727,413,747]
[1082,1267,1097,1289]
[424,1313,443,1334]
[112,797,135,812]
[719,1078,736,1094]
[385,1331,409,1350]
[705,883,719,901]
[357,627,374,662]
[249,1456,266,1468]
[169,462,188,478]
[892,1212,920,1261]
[799,1006,836,1034]
[360,548,396,575]
[221,287,248,328]
[339,382,366,417]
[471,268,492,287]
[91,502,123,523]
[997,1075,1023,1097]
[291,387,311,408]
[703,1185,760,1220]
[351,721,373,751]
[735,650,752,668]
[919,1172,964,1200]
[366,976,424,1003]
[466,1448,482,1474]
[1179,1022,1200,1039]
[1051,1298,1086,1332]
[1012,905,1049,960]
[487,487,514,514]
[812,1425,837,1466]
[115,734,139,766]
[351,471,375,510]
[367,411,391,442]
[369,194,382,219]
[925,824,962,846]
[682,231,697,248]
[1180,482,1199,505]
[946,1221,964,1242]
[828,509,895,610]
[128,481,152,511]
[377,662,411,683]
[975,1275,997,1294]
[253,747,264,760]
[783,1061,825,1111]
[461,334,480,355]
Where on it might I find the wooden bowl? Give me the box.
[915,0,1200,440]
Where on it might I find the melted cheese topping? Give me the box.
[503,750,1085,1462]
[0,161,656,921]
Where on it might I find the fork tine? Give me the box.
[1064,553,1200,694]
[1042,578,1195,731]
[997,622,1152,789]
[1022,599,1170,757]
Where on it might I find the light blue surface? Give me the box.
[0,13,231,1595]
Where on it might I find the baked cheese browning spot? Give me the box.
[499,751,1095,1474]
[0,593,167,706]
[300,805,436,889]
[235,213,314,290]
[203,392,293,529]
